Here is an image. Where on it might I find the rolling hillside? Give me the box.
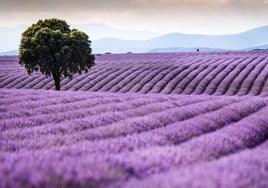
[1,51,268,96]
[1,88,268,187]
[1,51,268,187]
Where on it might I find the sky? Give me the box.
[0,0,268,35]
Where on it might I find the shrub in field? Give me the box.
[18,18,95,90]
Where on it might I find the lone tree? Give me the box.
[19,18,95,90]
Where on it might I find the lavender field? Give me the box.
[1,51,268,96]
[1,51,268,187]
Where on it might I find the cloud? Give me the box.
[0,0,267,12]
[0,0,267,34]
[0,0,141,12]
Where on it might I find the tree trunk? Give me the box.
[52,72,61,91]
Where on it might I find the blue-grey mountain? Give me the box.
[1,24,268,54]
[92,25,268,53]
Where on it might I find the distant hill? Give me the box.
[91,38,150,53]
[246,44,268,50]
[0,23,160,53]
[92,25,268,53]
[149,45,268,53]
[145,25,268,50]
[1,24,268,54]
[0,50,18,56]
[0,45,267,56]
[74,23,161,40]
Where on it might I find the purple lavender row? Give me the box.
[138,59,206,94]
[207,57,257,95]
[180,60,220,95]
[0,94,140,120]
[0,72,29,88]
[105,105,268,178]
[1,87,167,104]
[116,66,159,93]
[90,67,139,92]
[0,95,168,131]
[1,92,211,144]
[5,72,42,89]
[1,85,149,112]
[66,97,265,155]
[162,60,204,94]
[61,67,109,91]
[225,56,265,95]
[58,97,265,155]
[149,67,185,93]
[1,87,203,121]
[0,100,183,151]
[0,89,95,107]
[2,96,263,153]
[252,57,268,96]
[1,97,241,152]
[204,57,249,95]
[171,58,219,94]
[129,65,172,93]
[1,51,268,96]
[0,95,166,131]
[193,58,237,94]
[0,146,133,188]
[68,68,112,91]
[100,66,143,92]
[121,140,268,188]
[0,104,267,187]
[75,67,121,91]
[236,56,268,95]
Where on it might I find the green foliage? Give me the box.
[19,18,95,90]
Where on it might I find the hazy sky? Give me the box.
[0,0,268,34]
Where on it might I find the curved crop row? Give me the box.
[122,140,268,188]
[0,89,268,187]
[0,50,268,96]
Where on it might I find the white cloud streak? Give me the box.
[0,0,267,34]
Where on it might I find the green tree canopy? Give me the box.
[19,18,95,90]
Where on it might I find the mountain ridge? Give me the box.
[92,25,268,53]
[1,24,268,54]
[0,23,161,53]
